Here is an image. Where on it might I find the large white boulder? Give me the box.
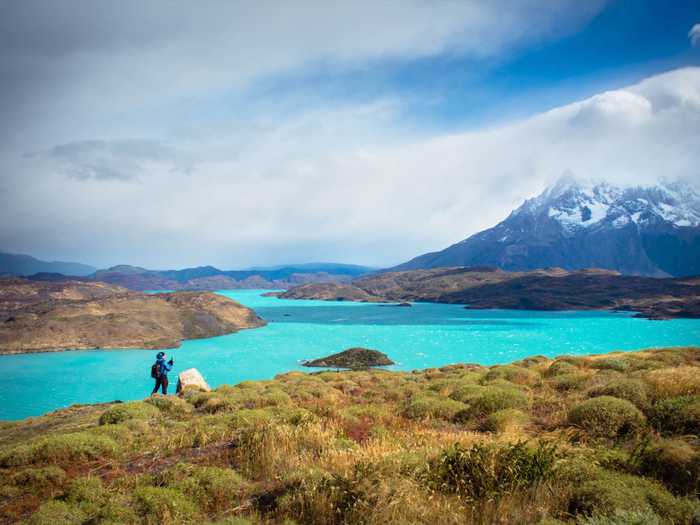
[176,368,211,394]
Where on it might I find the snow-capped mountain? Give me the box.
[394,176,700,277]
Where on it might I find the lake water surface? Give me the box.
[1,289,699,420]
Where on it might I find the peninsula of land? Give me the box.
[272,267,700,320]
[0,278,265,354]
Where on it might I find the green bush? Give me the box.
[26,501,86,525]
[550,372,589,392]
[99,401,160,425]
[63,475,137,523]
[649,395,700,435]
[483,365,540,386]
[588,379,650,411]
[402,395,465,420]
[145,396,193,417]
[482,408,530,433]
[637,438,700,495]
[576,510,662,525]
[11,466,67,494]
[135,486,200,525]
[545,360,580,377]
[0,432,118,467]
[156,463,249,515]
[455,386,529,420]
[448,384,486,403]
[568,469,697,524]
[590,358,630,372]
[429,441,557,500]
[568,396,646,439]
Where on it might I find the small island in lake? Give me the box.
[303,347,395,368]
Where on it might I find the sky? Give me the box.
[1,0,700,270]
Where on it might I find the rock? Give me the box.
[176,368,211,394]
[303,347,394,369]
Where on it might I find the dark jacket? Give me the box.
[156,357,172,377]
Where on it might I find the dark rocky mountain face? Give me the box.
[394,177,700,277]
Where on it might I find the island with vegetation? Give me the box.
[276,267,700,320]
[1,346,698,524]
[0,278,266,354]
[303,347,395,369]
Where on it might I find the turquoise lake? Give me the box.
[1,289,699,420]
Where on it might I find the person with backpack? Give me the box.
[151,351,174,395]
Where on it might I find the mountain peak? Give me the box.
[395,178,700,277]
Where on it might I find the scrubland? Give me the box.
[1,347,699,524]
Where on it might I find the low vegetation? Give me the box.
[1,346,699,524]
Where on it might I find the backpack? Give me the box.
[151,362,161,379]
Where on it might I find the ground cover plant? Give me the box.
[0,347,699,524]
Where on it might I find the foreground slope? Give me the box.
[395,178,700,277]
[0,279,265,354]
[0,347,698,524]
[277,267,700,319]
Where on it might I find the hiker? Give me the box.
[151,351,174,395]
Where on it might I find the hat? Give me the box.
[156,351,165,359]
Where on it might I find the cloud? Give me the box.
[44,140,190,180]
[690,23,700,47]
[0,1,607,151]
[2,67,699,269]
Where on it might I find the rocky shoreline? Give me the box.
[275,267,700,320]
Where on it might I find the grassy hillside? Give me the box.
[1,347,699,524]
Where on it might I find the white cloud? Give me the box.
[2,67,700,269]
[0,1,608,150]
[690,23,700,47]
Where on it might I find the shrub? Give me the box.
[588,379,650,411]
[11,466,67,494]
[429,441,557,500]
[483,365,540,386]
[157,463,249,515]
[550,372,589,392]
[482,409,530,433]
[135,486,200,525]
[545,360,579,377]
[590,358,630,372]
[645,366,700,399]
[145,396,193,417]
[649,395,700,435]
[26,501,86,525]
[568,469,696,524]
[637,438,700,495]
[455,386,529,420]
[568,396,646,439]
[64,475,137,522]
[0,432,118,467]
[576,510,662,525]
[402,395,465,420]
[449,384,486,403]
[99,401,160,425]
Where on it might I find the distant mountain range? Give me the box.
[0,252,96,277]
[81,263,375,290]
[395,177,700,277]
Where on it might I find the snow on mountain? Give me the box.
[395,176,700,277]
[517,176,700,233]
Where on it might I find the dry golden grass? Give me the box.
[1,346,699,525]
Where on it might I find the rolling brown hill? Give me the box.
[0,278,266,354]
[275,267,700,319]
